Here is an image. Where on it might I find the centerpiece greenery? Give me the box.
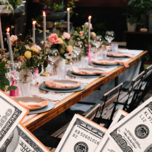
[0,62,17,91]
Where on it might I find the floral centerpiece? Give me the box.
[8,35,49,81]
[70,22,96,57]
[48,32,74,63]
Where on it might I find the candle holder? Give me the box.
[87,44,92,62]
[40,68,51,77]
[0,49,6,62]
[40,42,51,77]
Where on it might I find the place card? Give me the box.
[55,114,107,152]
[95,110,128,152]
[0,124,50,152]
[107,96,152,152]
[0,91,28,147]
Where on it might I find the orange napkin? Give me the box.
[72,66,110,75]
[45,80,81,89]
[19,101,48,109]
[91,58,129,68]
[107,52,134,58]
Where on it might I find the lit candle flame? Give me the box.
[88,16,92,19]
[67,8,70,11]
[33,21,37,25]
[43,11,46,16]
[6,28,10,33]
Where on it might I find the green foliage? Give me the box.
[0,62,17,91]
[67,0,79,17]
[52,1,65,12]
[123,0,152,24]
[8,0,21,9]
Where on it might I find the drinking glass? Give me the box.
[57,66,66,80]
[81,56,89,68]
[90,47,98,59]
[105,31,115,44]
[112,43,118,52]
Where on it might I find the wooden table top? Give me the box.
[22,51,147,132]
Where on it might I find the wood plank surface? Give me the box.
[22,51,147,132]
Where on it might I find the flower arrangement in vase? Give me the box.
[70,22,96,58]
[48,32,75,64]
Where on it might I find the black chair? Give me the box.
[94,83,123,128]
[130,64,152,110]
[120,71,145,112]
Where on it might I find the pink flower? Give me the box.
[79,31,84,35]
[63,32,71,39]
[32,44,41,51]
[84,22,92,29]
[10,35,18,46]
[48,33,58,44]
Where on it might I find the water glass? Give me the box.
[112,43,118,52]
[20,82,31,97]
[91,47,97,59]
[102,50,107,59]
[57,66,66,80]
[81,56,89,68]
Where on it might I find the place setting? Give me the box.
[67,66,109,79]
[14,96,55,114]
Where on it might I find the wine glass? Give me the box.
[105,31,115,44]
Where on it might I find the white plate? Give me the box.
[72,68,103,76]
[13,97,48,110]
[45,80,81,90]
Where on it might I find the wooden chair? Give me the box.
[94,83,123,128]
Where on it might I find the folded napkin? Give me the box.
[19,100,48,109]
[107,52,134,59]
[72,66,110,75]
[45,79,81,89]
[91,58,129,68]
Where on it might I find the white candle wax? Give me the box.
[88,16,91,45]
[6,28,14,71]
[33,21,36,43]
[0,16,4,49]
[43,11,46,43]
[67,8,70,33]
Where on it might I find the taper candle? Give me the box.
[88,16,91,45]
[0,16,4,49]
[32,20,36,43]
[6,28,14,71]
[43,11,46,43]
[67,8,70,33]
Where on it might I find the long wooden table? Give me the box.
[23,51,147,132]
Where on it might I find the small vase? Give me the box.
[56,57,66,67]
[19,69,33,83]
[127,23,137,32]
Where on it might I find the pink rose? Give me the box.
[63,32,71,39]
[84,22,92,29]
[79,31,84,35]
[10,35,18,46]
[49,33,58,44]
[32,44,41,51]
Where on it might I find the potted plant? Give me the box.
[0,0,13,13]
[42,0,67,21]
[124,0,152,32]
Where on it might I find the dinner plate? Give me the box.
[72,68,104,76]
[67,71,105,79]
[45,80,81,90]
[39,83,86,93]
[107,55,130,58]
[91,62,121,67]
[14,97,49,110]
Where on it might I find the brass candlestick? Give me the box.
[0,49,6,62]
[40,42,51,77]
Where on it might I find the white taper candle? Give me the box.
[6,28,14,71]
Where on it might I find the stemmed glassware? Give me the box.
[105,31,115,44]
